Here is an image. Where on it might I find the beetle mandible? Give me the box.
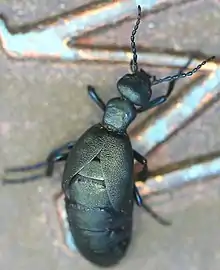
[2,5,215,267]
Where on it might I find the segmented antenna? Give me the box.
[152,56,216,85]
[130,5,142,73]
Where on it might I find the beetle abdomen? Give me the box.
[65,172,133,267]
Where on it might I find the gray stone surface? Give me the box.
[0,1,220,270]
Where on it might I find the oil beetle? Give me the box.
[2,5,215,267]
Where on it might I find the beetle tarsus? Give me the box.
[2,161,47,185]
[134,184,171,226]
[2,173,45,185]
[141,203,172,226]
[2,141,75,184]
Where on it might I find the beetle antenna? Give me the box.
[151,56,216,85]
[130,5,142,73]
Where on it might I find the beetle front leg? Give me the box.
[88,85,106,111]
[141,78,177,110]
[139,58,193,111]
[133,184,171,226]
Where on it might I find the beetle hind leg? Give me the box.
[134,184,171,226]
[2,141,75,185]
[45,140,75,176]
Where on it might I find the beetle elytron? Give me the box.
[2,5,215,267]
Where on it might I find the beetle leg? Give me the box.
[133,153,171,225]
[2,141,75,185]
[87,85,106,111]
[133,184,171,226]
[46,141,75,176]
[2,153,69,184]
[133,184,143,206]
[45,152,69,176]
[140,58,193,111]
[133,150,148,181]
[2,172,47,185]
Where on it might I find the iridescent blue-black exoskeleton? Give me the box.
[3,5,215,267]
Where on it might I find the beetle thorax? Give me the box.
[102,97,136,133]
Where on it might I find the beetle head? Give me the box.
[117,69,152,112]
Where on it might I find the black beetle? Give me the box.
[2,5,215,267]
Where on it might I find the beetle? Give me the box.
[2,5,215,267]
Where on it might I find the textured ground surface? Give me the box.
[0,0,220,270]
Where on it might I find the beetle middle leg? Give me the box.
[88,85,106,111]
[2,141,75,184]
[133,150,149,180]
[133,151,171,226]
